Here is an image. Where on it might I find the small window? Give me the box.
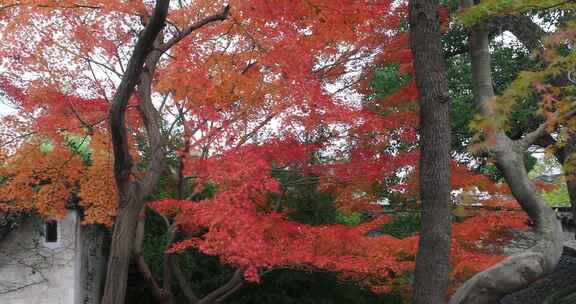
[45,221,58,243]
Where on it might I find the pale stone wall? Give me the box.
[0,211,79,304]
[78,224,106,304]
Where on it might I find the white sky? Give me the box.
[0,99,15,117]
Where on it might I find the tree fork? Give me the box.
[448,4,564,302]
[102,1,170,304]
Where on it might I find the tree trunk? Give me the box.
[99,3,232,303]
[495,13,576,240]
[561,140,576,237]
[409,1,453,303]
[448,13,564,303]
[101,1,170,304]
[101,196,144,304]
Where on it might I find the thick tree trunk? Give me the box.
[101,1,170,304]
[101,198,143,304]
[561,141,576,236]
[448,15,564,304]
[409,1,453,303]
[100,3,231,303]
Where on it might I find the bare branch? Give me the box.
[114,48,126,75]
[0,2,102,12]
[67,104,106,134]
[198,268,245,304]
[0,280,47,295]
[214,281,243,303]
[235,113,276,147]
[133,207,169,303]
[51,41,123,78]
[241,61,258,75]
[86,59,111,103]
[160,5,231,52]
[518,120,550,150]
[0,131,37,149]
[171,255,200,303]
[158,91,171,114]
[518,107,576,149]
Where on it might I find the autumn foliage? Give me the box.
[0,0,535,299]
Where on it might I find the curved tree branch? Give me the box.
[518,107,576,149]
[109,0,169,196]
[171,254,200,304]
[134,207,169,304]
[449,3,564,303]
[102,2,170,304]
[137,42,166,197]
[160,5,231,52]
[198,268,245,304]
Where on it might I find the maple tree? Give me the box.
[446,1,576,303]
[0,1,561,304]
[0,1,414,303]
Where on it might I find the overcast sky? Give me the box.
[0,99,15,117]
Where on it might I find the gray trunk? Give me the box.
[448,18,564,304]
[559,139,576,238]
[409,0,453,303]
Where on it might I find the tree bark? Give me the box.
[409,1,453,303]
[560,138,576,237]
[101,196,148,304]
[101,3,231,303]
[101,1,170,304]
[495,12,576,239]
[448,7,564,303]
[134,207,171,304]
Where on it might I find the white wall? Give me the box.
[0,211,79,304]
